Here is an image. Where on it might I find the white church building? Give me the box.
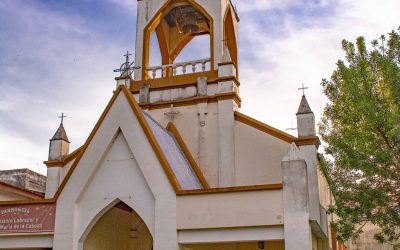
[0,0,342,249]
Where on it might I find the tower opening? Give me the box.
[149,32,162,67]
[224,6,238,66]
[173,34,210,64]
[143,0,213,80]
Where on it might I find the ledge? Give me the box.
[43,146,83,168]
[139,92,241,110]
[131,70,218,92]
[177,183,282,195]
[296,136,321,147]
[0,198,55,206]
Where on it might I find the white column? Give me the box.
[217,99,235,187]
[300,144,321,225]
[282,143,313,250]
[45,166,61,198]
[216,61,237,187]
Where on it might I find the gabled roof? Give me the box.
[51,123,69,142]
[51,85,207,200]
[297,95,313,115]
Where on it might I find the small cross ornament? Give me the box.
[298,84,309,96]
[58,113,67,124]
[113,51,140,78]
[164,104,180,121]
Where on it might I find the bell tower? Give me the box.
[128,0,240,188]
[134,0,239,81]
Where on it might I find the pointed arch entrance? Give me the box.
[81,200,153,250]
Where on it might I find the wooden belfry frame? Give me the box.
[141,0,215,80]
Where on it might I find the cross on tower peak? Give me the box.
[113,51,140,78]
[298,84,309,96]
[123,51,132,58]
[58,113,67,124]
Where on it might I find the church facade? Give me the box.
[0,0,339,249]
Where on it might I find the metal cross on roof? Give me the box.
[298,83,309,96]
[58,112,67,124]
[113,51,140,78]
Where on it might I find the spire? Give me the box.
[296,94,316,138]
[51,113,69,142]
[48,113,70,161]
[297,95,313,115]
[51,123,69,142]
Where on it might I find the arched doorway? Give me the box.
[83,201,153,250]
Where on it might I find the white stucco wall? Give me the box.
[45,167,60,198]
[73,132,156,243]
[299,145,321,225]
[282,157,313,250]
[0,234,53,249]
[60,159,75,183]
[52,92,179,250]
[177,190,283,229]
[179,226,284,244]
[234,121,289,186]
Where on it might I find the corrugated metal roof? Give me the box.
[143,111,203,190]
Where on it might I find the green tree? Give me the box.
[319,27,400,247]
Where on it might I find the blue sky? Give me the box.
[1,0,399,174]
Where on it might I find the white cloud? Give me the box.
[233,0,296,13]
[236,0,400,139]
[0,132,47,175]
[2,0,88,35]
[232,0,334,13]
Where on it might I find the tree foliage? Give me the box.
[319,27,400,247]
